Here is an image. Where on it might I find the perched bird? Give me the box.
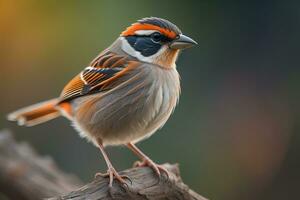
[7,17,197,187]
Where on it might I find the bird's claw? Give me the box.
[133,159,170,178]
[95,167,132,187]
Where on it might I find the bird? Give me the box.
[7,17,197,187]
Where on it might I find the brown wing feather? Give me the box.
[59,75,85,101]
[58,51,138,103]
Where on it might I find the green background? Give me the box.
[0,1,299,199]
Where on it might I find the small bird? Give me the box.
[7,17,197,187]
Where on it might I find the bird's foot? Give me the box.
[133,158,170,178]
[95,167,131,187]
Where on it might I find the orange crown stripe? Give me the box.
[121,23,177,39]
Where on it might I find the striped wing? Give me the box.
[58,51,136,102]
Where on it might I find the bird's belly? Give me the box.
[72,66,180,146]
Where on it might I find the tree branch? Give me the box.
[0,130,82,200]
[0,130,207,200]
[49,163,206,200]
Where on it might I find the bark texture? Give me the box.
[0,130,207,200]
[49,163,207,200]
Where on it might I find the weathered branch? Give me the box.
[0,130,82,200]
[0,130,207,200]
[49,163,206,200]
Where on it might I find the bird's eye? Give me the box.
[151,32,163,43]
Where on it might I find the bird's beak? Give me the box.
[169,34,198,49]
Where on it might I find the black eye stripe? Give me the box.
[151,32,162,42]
[134,33,172,42]
[125,36,163,57]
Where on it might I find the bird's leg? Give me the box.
[95,140,129,187]
[127,142,170,177]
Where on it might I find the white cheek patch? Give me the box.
[134,30,157,36]
[120,37,166,63]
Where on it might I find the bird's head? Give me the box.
[120,17,197,68]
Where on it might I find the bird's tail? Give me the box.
[7,98,61,127]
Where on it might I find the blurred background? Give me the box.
[0,0,299,199]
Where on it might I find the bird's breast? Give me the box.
[72,64,180,146]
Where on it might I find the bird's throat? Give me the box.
[152,49,179,69]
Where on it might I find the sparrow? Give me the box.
[7,17,197,187]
